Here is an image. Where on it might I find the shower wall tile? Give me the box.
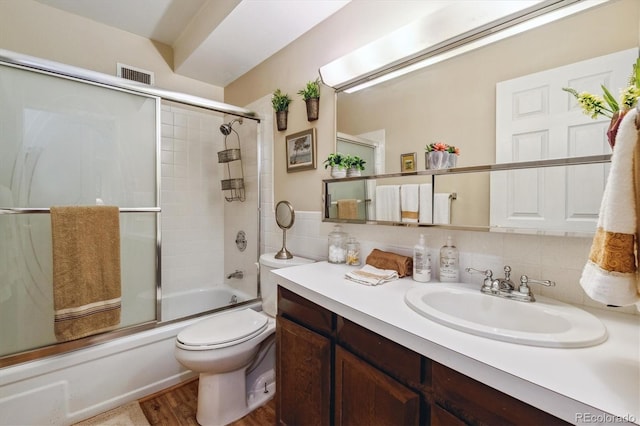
[161,103,225,301]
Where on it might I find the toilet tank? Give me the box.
[259,253,314,317]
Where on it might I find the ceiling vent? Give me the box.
[117,63,154,85]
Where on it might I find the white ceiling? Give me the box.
[35,0,350,87]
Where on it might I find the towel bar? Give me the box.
[330,199,369,205]
[0,207,161,215]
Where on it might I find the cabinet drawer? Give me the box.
[433,362,570,425]
[336,317,425,391]
[277,286,334,336]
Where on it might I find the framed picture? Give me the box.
[401,152,417,172]
[286,128,317,172]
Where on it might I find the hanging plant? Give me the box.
[298,78,321,121]
[272,89,292,131]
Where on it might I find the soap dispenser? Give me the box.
[439,236,459,282]
[413,234,431,282]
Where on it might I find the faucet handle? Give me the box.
[518,275,555,295]
[465,267,493,279]
[465,268,493,293]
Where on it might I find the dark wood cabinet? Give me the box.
[276,315,332,426]
[277,286,569,426]
[335,345,420,425]
[432,363,569,426]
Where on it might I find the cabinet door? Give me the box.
[276,316,332,426]
[335,345,420,426]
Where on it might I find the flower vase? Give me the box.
[346,167,361,177]
[331,166,346,178]
[448,154,458,168]
[428,151,449,169]
[276,110,288,131]
[305,98,319,121]
[607,109,628,150]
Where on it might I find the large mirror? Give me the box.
[331,0,637,234]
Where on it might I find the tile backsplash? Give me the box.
[263,213,636,315]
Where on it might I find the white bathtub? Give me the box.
[162,286,253,321]
[0,292,260,425]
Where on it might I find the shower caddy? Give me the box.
[218,118,245,202]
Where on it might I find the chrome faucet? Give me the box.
[226,270,244,279]
[466,266,555,303]
[491,266,516,293]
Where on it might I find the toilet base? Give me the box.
[196,367,275,426]
[197,369,246,426]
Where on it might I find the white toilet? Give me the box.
[174,253,313,426]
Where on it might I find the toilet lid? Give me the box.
[177,309,268,348]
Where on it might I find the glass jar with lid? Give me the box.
[328,225,347,263]
[346,237,361,266]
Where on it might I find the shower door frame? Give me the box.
[0,49,262,368]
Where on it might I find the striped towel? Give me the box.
[51,206,122,341]
[580,108,640,308]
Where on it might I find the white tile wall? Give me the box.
[160,102,225,300]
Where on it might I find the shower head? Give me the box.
[219,118,243,135]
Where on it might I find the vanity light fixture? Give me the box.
[319,0,608,94]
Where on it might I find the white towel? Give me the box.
[580,108,640,307]
[366,180,377,221]
[419,183,433,224]
[345,264,399,286]
[375,185,401,222]
[433,193,451,224]
[401,184,419,223]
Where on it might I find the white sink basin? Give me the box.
[405,283,607,348]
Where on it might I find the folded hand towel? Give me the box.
[337,199,358,219]
[345,264,399,286]
[365,248,413,277]
[580,109,640,307]
[433,193,451,224]
[51,205,122,341]
[401,184,419,223]
[419,183,433,223]
[375,185,401,222]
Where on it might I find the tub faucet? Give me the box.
[227,270,243,279]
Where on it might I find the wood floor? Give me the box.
[139,378,276,426]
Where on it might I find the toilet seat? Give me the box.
[176,309,269,350]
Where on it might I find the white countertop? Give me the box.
[273,261,640,425]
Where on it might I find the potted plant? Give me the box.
[425,142,450,169]
[323,152,347,178]
[272,89,292,131]
[344,155,366,177]
[298,78,321,121]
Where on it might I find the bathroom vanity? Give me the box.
[274,262,640,425]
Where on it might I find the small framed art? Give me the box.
[400,152,417,172]
[286,128,317,172]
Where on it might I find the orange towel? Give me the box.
[51,206,122,341]
[365,248,413,277]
